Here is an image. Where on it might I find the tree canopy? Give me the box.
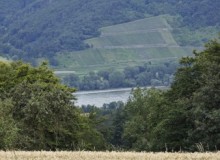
[0,61,106,150]
[108,38,220,151]
[1,38,220,151]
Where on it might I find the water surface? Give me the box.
[74,86,167,107]
[74,88,132,107]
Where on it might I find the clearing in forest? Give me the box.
[56,16,196,74]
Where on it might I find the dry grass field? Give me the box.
[0,151,220,160]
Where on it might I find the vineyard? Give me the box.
[56,16,195,74]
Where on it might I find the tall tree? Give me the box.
[0,99,18,150]
[0,61,106,150]
[164,38,220,151]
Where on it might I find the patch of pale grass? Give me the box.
[0,151,220,160]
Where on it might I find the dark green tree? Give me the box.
[122,88,166,151]
[109,71,125,88]
[0,61,106,150]
[164,38,220,151]
[0,99,18,150]
[188,39,220,150]
[119,38,220,151]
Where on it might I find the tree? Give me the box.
[109,71,125,88]
[10,81,82,150]
[0,61,106,150]
[122,88,166,151]
[164,38,220,151]
[63,73,80,88]
[111,103,125,147]
[119,38,220,151]
[188,39,220,150]
[0,99,18,150]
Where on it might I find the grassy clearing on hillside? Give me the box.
[86,16,176,48]
[0,151,220,160]
[56,46,194,75]
[86,32,167,47]
[100,16,171,33]
[56,15,198,74]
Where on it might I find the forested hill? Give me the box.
[0,0,219,64]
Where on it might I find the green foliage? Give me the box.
[122,88,166,151]
[1,37,220,151]
[11,82,80,150]
[65,37,220,151]
[0,0,145,61]
[103,38,220,151]
[62,61,178,90]
[0,0,219,65]
[172,26,220,46]
[112,104,126,147]
[0,99,18,150]
[80,101,125,149]
[188,39,220,150]
[159,38,220,151]
[0,61,106,150]
[56,15,195,73]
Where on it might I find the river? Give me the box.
[74,86,167,107]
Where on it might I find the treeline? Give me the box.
[81,38,220,151]
[0,0,219,63]
[1,39,220,151]
[63,61,178,90]
[143,0,220,28]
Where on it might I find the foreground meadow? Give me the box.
[0,151,220,160]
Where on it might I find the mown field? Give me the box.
[55,16,197,75]
[0,151,220,160]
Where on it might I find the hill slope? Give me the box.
[0,0,219,65]
[0,0,145,62]
[56,16,196,74]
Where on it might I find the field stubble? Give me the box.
[0,151,220,160]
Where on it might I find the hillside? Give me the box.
[0,0,219,65]
[0,0,220,66]
[55,16,197,74]
[0,0,145,63]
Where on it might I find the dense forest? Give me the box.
[0,39,220,151]
[0,0,219,64]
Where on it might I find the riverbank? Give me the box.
[74,86,168,107]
